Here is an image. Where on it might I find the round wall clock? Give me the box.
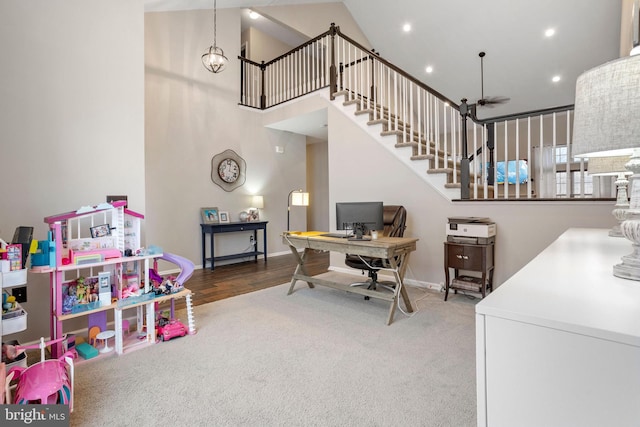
[211,149,246,192]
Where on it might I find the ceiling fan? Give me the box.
[475,51,510,108]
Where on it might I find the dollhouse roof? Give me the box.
[44,200,143,223]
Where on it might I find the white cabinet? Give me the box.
[476,228,640,427]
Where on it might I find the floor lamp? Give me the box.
[287,189,309,231]
[572,54,640,280]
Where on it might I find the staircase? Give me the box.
[330,89,494,200]
[239,24,586,201]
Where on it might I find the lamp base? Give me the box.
[609,225,623,237]
[614,248,640,280]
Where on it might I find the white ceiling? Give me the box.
[145,0,624,127]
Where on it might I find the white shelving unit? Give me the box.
[1,269,28,347]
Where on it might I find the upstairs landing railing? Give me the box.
[239,24,602,200]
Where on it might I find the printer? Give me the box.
[446,217,496,244]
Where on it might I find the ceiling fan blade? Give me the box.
[477,96,510,108]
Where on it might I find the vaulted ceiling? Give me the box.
[145,0,624,120]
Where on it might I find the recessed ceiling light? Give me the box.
[545,28,555,37]
[552,75,561,83]
[403,23,411,32]
[425,66,433,73]
[249,10,260,19]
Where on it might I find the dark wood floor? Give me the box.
[173,250,329,310]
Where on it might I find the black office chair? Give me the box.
[345,205,407,294]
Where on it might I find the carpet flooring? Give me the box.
[70,273,479,426]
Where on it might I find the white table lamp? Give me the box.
[572,54,640,280]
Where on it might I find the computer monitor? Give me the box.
[336,201,384,240]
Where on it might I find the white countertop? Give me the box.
[476,228,640,347]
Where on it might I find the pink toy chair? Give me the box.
[5,337,76,411]
[122,319,130,337]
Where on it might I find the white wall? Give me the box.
[254,2,371,49]
[0,0,145,342]
[307,138,329,231]
[145,9,309,267]
[326,98,615,288]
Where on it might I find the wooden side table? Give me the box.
[444,241,494,300]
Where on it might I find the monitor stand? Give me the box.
[347,223,371,241]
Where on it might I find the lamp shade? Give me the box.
[291,192,309,206]
[251,195,264,209]
[572,54,640,158]
[588,156,634,176]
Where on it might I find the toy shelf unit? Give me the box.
[1,268,29,378]
[42,201,194,359]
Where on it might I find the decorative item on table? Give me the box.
[238,211,250,222]
[572,53,640,280]
[200,207,220,224]
[219,211,230,223]
[248,195,263,221]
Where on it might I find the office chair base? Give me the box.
[350,281,396,300]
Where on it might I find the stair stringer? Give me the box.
[319,89,459,201]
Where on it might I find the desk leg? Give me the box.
[386,251,414,325]
[287,247,315,295]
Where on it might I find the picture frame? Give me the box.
[219,211,230,223]
[201,207,220,224]
[248,209,260,221]
[90,224,111,238]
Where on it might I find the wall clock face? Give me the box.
[218,158,240,183]
[211,149,246,192]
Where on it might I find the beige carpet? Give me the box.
[70,273,478,426]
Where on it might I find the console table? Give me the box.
[200,221,268,270]
[476,228,640,426]
[283,231,418,325]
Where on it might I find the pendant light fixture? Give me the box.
[202,0,228,73]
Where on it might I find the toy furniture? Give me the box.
[96,330,116,353]
[88,326,100,346]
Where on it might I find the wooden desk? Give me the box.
[283,232,418,325]
[201,221,268,270]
